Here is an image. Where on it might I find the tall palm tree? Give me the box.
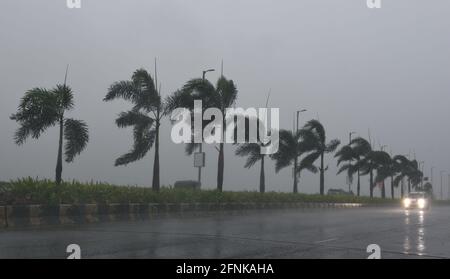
[272,130,317,193]
[360,150,387,198]
[300,120,340,195]
[235,143,267,193]
[406,159,423,192]
[373,152,396,199]
[167,75,238,191]
[392,155,410,198]
[10,84,89,185]
[104,68,165,191]
[335,137,371,196]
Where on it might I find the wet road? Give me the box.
[1,206,450,259]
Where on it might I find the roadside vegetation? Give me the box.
[0,179,397,206]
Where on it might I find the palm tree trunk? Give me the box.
[357,168,361,196]
[293,157,298,193]
[217,142,224,192]
[260,156,265,193]
[369,169,374,198]
[381,180,386,198]
[320,153,325,195]
[401,179,404,198]
[55,118,64,185]
[391,176,394,199]
[152,118,160,192]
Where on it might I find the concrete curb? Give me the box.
[0,202,366,228]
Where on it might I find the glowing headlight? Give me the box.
[418,198,426,209]
[403,198,411,208]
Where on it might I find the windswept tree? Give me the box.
[392,155,410,198]
[235,143,267,193]
[11,84,89,185]
[300,120,340,195]
[272,130,316,193]
[235,118,269,193]
[361,150,379,198]
[373,151,396,199]
[406,159,423,192]
[167,75,238,191]
[335,137,371,196]
[104,68,165,191]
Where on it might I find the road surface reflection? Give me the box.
[403,209,426,255]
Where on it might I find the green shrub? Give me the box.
[0,178,397,205]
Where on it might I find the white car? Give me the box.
[403,192,430,210]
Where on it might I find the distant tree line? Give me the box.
[10,67,425,199]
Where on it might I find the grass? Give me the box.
[0,178,399,206]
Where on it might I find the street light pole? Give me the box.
[197,69,215,185]
[440,171,445,200]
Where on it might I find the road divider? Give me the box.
[0,202,372,228]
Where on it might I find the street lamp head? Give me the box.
[204,69,215,73]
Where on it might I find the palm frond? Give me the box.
[216,76,238,108]
[64,118,89,162]
[54,84,74,111]
[299,151,321,173]
[335,145,355,165]
[303,119,326,145]
[235,143,261,169]
[115,110,153,129]
[325,139,340,153]
[10,88,60,145]
[104,81,140,103]
[115,128,156,166]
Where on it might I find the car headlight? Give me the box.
[403,198,411,207]
[418,198,426,209]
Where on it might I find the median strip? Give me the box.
[0,202,366,228]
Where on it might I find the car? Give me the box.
[402,192,431,210]
[327,189,354,196]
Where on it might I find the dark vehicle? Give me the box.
[403,192,431,210]
[327,189,354,196]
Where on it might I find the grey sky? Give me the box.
[1,0,449,196]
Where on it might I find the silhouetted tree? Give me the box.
[335,137,371,196]
[272,130,317,193]
[300,120,340,195]
[11,85,89,184]
[104,68,165,191]
[167,76,237,191]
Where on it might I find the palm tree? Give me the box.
[167,75,238,191]
[235,143,267,193]
[300,120,340,195]
[272,130,317,193]
[335,137,371,196]
[392,155,410,198]
[373,152,396,199]
[10,84,89,185]
[406,159,423,192]
[104,68,165,191]
[360,150,386,198]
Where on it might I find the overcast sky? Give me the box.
[1,0,449,196]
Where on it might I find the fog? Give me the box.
[1,0,449,196]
